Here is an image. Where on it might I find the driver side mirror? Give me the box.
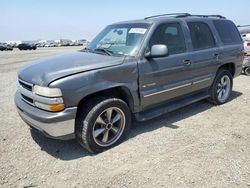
[145,44,168,58]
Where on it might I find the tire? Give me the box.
[75,97,131,153]
[209,69,233,105]
[244,67,250,76]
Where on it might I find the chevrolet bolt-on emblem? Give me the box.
[142,83,156,88]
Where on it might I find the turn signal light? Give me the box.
[34,101,65,112]
[49,104,65,112]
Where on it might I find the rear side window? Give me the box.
[213,20,242,45]
[188,22,216,50]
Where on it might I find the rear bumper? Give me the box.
[15,92,77,140]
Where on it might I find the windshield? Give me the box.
[86,23,150,56]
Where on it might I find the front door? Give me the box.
[138,22,193,109]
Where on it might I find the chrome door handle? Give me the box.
[213,53,219,60]
[183,59,191,66]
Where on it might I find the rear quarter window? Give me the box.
[213,20,242,45]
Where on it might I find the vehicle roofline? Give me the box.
[109,16,231,26]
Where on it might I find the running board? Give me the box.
[135,91,210,122]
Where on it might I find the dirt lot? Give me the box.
[0,47,250,188]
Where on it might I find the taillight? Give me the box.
[247,43,250,46]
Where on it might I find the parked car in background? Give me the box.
[238,26,250,55]
[15,13,244,153]
[242,56,250,75]
[241,33,250,55]
[0,43,13,51]
[238,26,250,76]
[18,43,37,50]
[36,43,45,47]
[243,37,250,55]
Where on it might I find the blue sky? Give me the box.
[1,0,249,41]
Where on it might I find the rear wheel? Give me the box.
[209,69,233,105]
[244,67,250,76]
[75,97,131,153]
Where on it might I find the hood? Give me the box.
[18,51,125,86]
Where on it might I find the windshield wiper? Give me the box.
[81,47,115,56]
[80,47,93,52]
[94,48,113,56]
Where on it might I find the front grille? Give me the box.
[21,94,33,104]
[19,80,33,91]
[18,79,34,106]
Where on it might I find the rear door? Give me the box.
[185,21,219,92]
[138,22,193,109]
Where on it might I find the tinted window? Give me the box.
[149,23,186,55]
[188,22,216,50]
[213,20,242,45]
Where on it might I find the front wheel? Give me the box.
[76,98,131,153]
[209,69,233,105]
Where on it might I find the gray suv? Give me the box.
[15,13,244,153]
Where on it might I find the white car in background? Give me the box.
[238,26,250,75]
[242,56,250,76]
[238,25,250,55]
[242,33,250,55]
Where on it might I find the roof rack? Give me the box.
[144,13,226,20]
[191,14,226,19]
[237,25,250,28]
[144,13,191,20]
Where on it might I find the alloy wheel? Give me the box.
[92,107,126,147]
[217,75,231,102]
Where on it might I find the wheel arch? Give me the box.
[76,86,135,114]
[217,62,235,77]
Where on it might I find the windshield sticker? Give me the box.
[129,28,147,34]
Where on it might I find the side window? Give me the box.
[188,22,216,50]
[149,23,186,55]
[213,20,242,45]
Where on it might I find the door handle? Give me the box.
[183,59,191,66]
[213,53,219,60]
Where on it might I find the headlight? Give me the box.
[33,85,64,112]
[33,85,62,97]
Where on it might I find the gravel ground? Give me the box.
[0,47,250,188]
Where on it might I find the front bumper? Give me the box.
[15,92,77,140]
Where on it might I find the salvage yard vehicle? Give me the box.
[241,33,250,56]
[242,56,250,75]
[238,25,250,55]
[18,43,37,50]
[0,44,13,51]
[243,37,250,55]
[15,13,244,153]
